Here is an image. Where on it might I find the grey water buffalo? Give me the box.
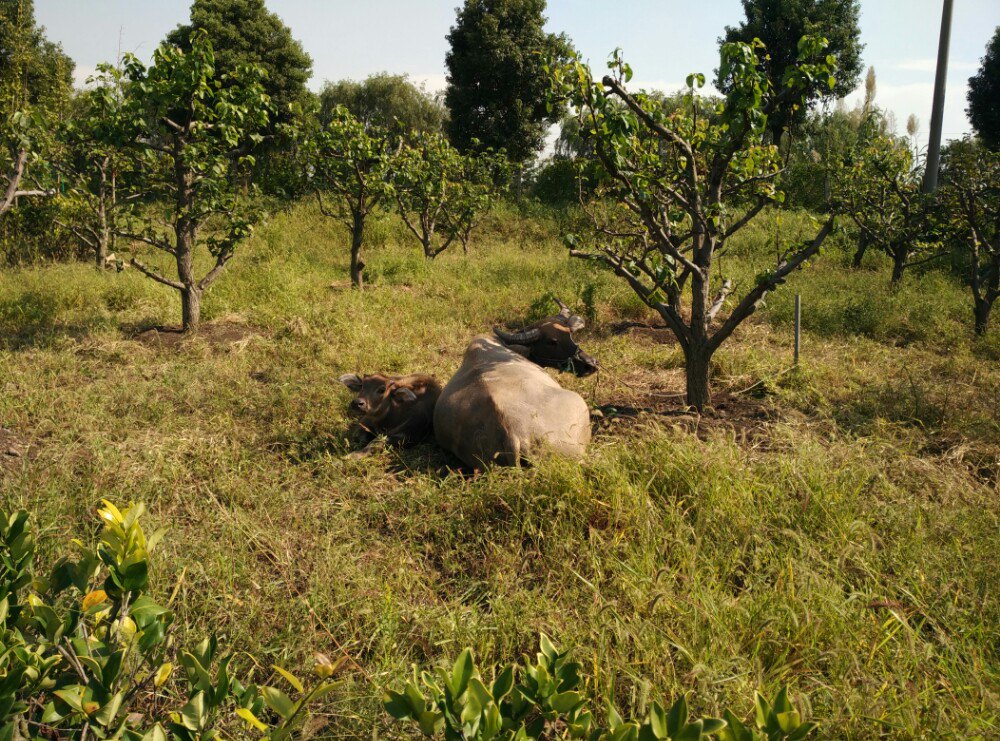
[434,300,597,468]
[338,373,442,456]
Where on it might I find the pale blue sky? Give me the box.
[35,1,1000,142]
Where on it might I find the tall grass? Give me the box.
[0,202,996,736]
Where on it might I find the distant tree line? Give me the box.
[0,0,997,386]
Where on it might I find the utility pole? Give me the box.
[922,0,954,193]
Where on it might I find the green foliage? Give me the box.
[445,0,573,163]
[0,0,73,219]
[164,0,312,198]
[393,132,504,258]
[94,31,272,328]
[0,0,74,114]
[550,37,836,408]
[52,83,136,266]
[301,104,395,287]
[319,73,447,135]
[165,0,311,119]
[967,27,1000,151]
[937,137,1000,333]
[0,501,336,738]
[719,0,863,140]
[831,117,938,284]
[385,636,816,740]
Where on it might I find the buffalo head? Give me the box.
[494,297,599,377]
[339,373,397,415]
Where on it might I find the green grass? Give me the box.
[0,202,997,736]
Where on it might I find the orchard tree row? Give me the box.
[1,0,998,409]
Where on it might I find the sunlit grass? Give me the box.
[0,202,996,736]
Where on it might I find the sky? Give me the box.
[34,0,1000,145]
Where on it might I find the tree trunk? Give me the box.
[686,253,713,412]
[684,343,713,412]
[181,286,202,331]
[350,212,365,289]
[96,199,109,268]
[852,232,869,269]
[973,297,992,336]
[890,253,906,285]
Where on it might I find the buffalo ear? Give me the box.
[392,387,418,403]
[565,315,585,332]
[338,373,363,392]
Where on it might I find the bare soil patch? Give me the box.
[129,320,261,351]
[609,321,677,344]
[0,427,32,475]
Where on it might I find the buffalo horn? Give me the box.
[494,326,541,344]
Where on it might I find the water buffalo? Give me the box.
[338,373,442,456]
[492,298,599,377]
[434,300,597,468]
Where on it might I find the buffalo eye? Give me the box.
[548,338,559,345]
[376,386,386,395]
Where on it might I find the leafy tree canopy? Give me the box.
[0,0,73,114]
[444,0,573,162]
[166,0,312,118]
[718,0,863,139]
[967,26,1000,151]
[318,73,446,134]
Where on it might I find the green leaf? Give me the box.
[777,710,802,733]
[384,691,414,720]
[702,717,727,735]
[93,692,125,727]
[667,695,688,736]
[648,700,668,738]
[491,665,514,701]
[262,686,295,720]
[417,709,443,736]
[551,690,584,714]
[451,648,474,697]
[181,692,207,732]
[539,633,558,663]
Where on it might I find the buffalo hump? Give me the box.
[434,335,591,467]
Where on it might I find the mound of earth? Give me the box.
[130,320,260,350]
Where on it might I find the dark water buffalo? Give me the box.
[434,299,597,468]
[338,373,442,456]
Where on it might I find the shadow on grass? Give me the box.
[0,290,109,350]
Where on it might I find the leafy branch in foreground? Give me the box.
[0,502,339,739]
[385,635,817,740]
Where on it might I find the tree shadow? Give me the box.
[0,290,106,351]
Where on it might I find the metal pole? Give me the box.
[922,0,954,194]
[794,294,801,365]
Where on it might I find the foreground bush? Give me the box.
[0,502,338,739]
[385,636,817,740]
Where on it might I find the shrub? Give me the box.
[0,502,338,739]
[384,635,818,739]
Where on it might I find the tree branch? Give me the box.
[709,215,835,352]
[131,258,185,290]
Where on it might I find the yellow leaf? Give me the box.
[82,590,109,611]
[272,665,304,693]
[117,616,136,641]
[155,662,173,688]
[83,701,100,716]
[100,500,124,523]
[236,707,267,731]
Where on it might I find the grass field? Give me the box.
[0,202,997,736]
